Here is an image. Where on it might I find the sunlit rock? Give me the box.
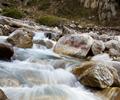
[91,40,105,55]
[54,34,94,58]
[72,61,120,88]
[91,53,112,61]
[105,40,120,56]
[7,28,34,48]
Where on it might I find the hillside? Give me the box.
[0,0,120,27]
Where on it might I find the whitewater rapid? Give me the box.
[0,31,101,100]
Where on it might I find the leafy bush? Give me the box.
[36,15,66,27]
[2,8,25,19]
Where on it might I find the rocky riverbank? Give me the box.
[0,15,120,100]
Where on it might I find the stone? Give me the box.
[7,28,34,48]
[54,34,94,58]
[0,89,8,100]
[52,60,66,69]
[72,61,120,88]
[45,40,53,49]
[91,40,105,55]
[0,43,14,60]
[91,53,112,62]
[105,40,120,56]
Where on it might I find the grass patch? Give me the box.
[2,7,25,19]
[36,15,67,27]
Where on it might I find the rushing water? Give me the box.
[0,31,101,100]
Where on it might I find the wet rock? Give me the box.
[52,60,66,69]
[0,43,14,60]
[7,28,34,48]
[79,63,113,88]
[45,40,53,49]
[96,87,120,100]
[54,34,94,58]
[0,89,8,100]
[91,40,105,55]
[72,61,120,88]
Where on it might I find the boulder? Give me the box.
[105,40,120,56]
[7,28,34,48]
[91,53,112,62]
[91,40,105,55]
[0,43,14,60]
[0,89,8,100]
[54,34,94,58]
[72,61,120,88]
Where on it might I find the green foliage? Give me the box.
[36,15,66,27]
[2,8,25,19]
[26,0,51,10]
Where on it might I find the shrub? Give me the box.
[2,8,25,19]
[36,15,66,27]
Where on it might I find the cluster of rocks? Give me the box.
[53,29,120,100]
[54,32,120,58]
[0,16,60,60]
[0,15,120,100]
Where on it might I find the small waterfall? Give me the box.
[0,31,101,100]
[2,85,100,100]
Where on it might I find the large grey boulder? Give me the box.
[54,34,94,58]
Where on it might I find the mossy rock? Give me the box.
[2,7,25,19]
[36,15,66,27]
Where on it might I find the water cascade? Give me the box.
[0,31,101,100]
